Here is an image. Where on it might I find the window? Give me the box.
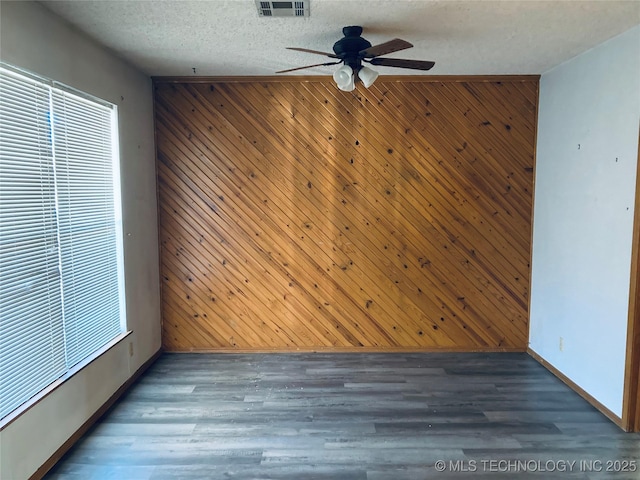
[0,64,126,421]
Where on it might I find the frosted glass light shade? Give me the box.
[333,65,355,92]
[358,66,379,88]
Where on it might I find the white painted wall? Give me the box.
[0,2,161,478]
[530,25,640,417]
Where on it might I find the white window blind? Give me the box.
[0,65,125,421]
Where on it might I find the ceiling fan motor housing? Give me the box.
[332,25,371,70]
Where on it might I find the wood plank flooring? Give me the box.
[45,353,640,479]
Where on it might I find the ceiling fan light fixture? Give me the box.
[279,26,435,83]
[333,64,355,91]
[358,66,379,88]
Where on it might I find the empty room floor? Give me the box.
[45,353,640,479]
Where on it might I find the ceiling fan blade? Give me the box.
[286,47,339,59]
[368,58,435,71]
[359,39,413,58]
[276,61,341,74]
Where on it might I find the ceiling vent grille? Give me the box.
[256,1,310,17]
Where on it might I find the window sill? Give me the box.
[0,330,132,431]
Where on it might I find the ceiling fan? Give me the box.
[276,26,435,91]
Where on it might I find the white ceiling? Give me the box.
[41,0,640,77]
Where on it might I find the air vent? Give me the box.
[256,1,310,17]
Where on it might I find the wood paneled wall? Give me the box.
[154,76,538,351]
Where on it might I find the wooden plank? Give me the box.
[282,81,528,344]
[261,81,525,345]
[204,82,488,347]
[156,108,392,348]
[168,84,458,348]
[44,352,634,479]
[154,77,537,351]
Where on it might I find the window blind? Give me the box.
[51,90,123,368]
[0,65,125,420]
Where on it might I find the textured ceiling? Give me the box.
[41,0,640,77]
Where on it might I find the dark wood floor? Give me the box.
[45,353,640,479]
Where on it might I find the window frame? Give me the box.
[0,63,128,428]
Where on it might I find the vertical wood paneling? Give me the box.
[154,77,538,351]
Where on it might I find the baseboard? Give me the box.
[164,346,527,354]
[527,347,624,430]
[30,348,163,480]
